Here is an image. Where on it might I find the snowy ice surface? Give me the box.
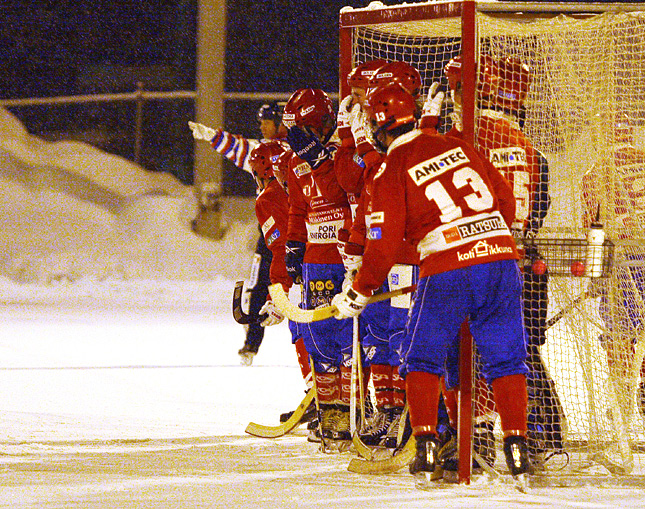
[0,107,644,508]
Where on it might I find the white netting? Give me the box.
[346,2,645,482]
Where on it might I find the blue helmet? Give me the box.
[257,102,283,126]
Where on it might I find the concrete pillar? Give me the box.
[193,0,226,239]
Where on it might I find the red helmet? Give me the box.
[347,59,388,90]
[364,82,417,132]
[483,55,531,111]
[369,61,422,99]
[282,89,334,130]
[444,56,462,92]
[271,149,292,189]
[249,141,287,181]
[445,55,531,111]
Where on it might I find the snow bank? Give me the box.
[0,107,257,283]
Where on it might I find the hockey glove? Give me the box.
[341,255,363,292]
[286,126,331,169]
[337,228,349,261]
[350,103,375,157]
[188,121,218,142]
[259,298,285,327]
[332,286,370,320]
[285,240,306,285]
[336,95,355,145]
[419,82,445,130]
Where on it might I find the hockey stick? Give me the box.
[352,430,377,461]
[245,388,315,438]
[347,435,416,474]
[350,317,360,437]
[351,403,410,461]
[232,280,268,325]
[545,289,594,329]
[268,283,417,323]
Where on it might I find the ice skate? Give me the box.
[359,406,396,446]
[409,434,441,477]
[279,397,317,424]
[503,435,530,478]
[379,407,406,449]
[238,345,257,366]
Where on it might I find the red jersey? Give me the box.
[582,143,645,237]
[255,180,291,291]
[285,148,353,264]
[476,110,542,233]
[353,129,518,295]
[332,146,365,197]
[348,153,419,266]
[311,146,360,219]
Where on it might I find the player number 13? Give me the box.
[424,167,494,223]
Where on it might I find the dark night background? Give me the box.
[0,0,625,195]
[0,0,367,195]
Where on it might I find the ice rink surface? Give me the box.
[1,280,644,509]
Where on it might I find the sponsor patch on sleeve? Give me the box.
[367,226,382,240]
[267,228,280,246]
[369,211,384,224]
[261,216,276,236]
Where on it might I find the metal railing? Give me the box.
[0,88,339,167]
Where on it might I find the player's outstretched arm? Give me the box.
[188,120,258,172]
[188,121,217,141]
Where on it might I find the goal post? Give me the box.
[339,0,645,486]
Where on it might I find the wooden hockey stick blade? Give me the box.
[232,280,268,325]
[352,431,377,461]
[269,283,417,323]
[347,436,416,474]
[245,388,315,438]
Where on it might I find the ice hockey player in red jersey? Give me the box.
[247,141,293,326]
[281,88,355,449]
[247,141,316,428]
[336,60,442,448]
[442,54,564,470]
[189,102,287,366]
[332,81,530,479]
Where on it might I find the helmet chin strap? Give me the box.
[371,119,395,152]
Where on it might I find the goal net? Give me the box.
[340,1,645,484]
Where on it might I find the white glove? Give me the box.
[340,253,363,292]
[259,299,284,327]
[422,82,445,117]
[188,121,218,142]
[332,287,370,320]
[337,95,354,139]
[350,103,374,155]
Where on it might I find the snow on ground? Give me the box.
[1,107,645,507]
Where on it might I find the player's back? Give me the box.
[477,111,539,232]
[386,129,518,277]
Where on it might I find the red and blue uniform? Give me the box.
[285,147,354,373]
[352,129,526,383]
